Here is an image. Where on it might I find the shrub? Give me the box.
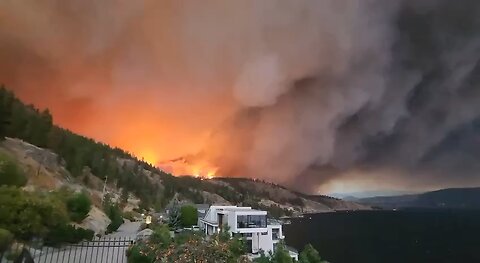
[129,228,244,262]
[127,244,154,263]
[5,244,22,261]
[0,228,13,251]
[254,254,272,263]
[253,244,327,263]
[105,203,124,233]
[123,211,138,222]
[44,225,94,246]
[299,244,327,263]
[0,153,27,187]
[151,224,172,248]
[180,205,198,227]
[173,230,203,245]
[228,236,247,258]
[271,245,294,263]
[66,192,92,222]
[253,243,293,263]
[0,186,69,240]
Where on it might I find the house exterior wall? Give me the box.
[268,224,283,243]
[198,206,295,257]
[204,206,239,222]
[258,231,274,252]
[228,212,236,231]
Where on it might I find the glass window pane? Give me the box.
[237,214,267,228]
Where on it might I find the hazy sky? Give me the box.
[1,0,480,194]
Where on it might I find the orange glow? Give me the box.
[158,156,219,179]
[0,0,286,181]
[0,0,243,179]
[138,150,159,165]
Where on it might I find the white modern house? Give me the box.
[198,205,298,260]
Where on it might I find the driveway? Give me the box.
[106,221,142,239]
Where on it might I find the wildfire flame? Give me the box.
[158,155,218,179]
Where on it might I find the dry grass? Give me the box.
[90,191,104,209]
[27,170,59,189]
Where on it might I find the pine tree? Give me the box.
[47,127,66,152]
[0,107,8,140]
[0,86,13,140]
[168,199,181,229]
[299,244,327,263]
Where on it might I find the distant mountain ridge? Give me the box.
[359,187,480,209]
[330,190,418,200]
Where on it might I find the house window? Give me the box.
[237,215,267,228]
[272,228,280,240]
[261,232,268,235]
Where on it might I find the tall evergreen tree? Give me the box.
[0,87,14,140]
[0,107,8,140]
[299,244,327,263]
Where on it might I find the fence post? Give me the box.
[100,238,105,263]
[60,245,67,263]
[94,238,100,263]
[72,241,78,263]
[43,245,49,263]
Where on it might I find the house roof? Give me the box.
[195,204,210,211]
[285,245,299,254]
[199,218,218,226]
[267,219,283,225]
[223,207,261,212]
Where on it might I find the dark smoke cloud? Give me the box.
[205,0,480,192]
[295,0,480,192]
[1,0,480,193]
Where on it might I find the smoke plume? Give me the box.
[1,0,480,193]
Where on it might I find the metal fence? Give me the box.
[1,237,134,263]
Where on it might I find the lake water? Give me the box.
[283,210,480,263]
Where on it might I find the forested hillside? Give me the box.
[0,86,368,216]
[0,85,177,209]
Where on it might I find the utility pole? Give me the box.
[102,175,108,205]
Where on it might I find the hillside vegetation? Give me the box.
[0,86,369,218]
